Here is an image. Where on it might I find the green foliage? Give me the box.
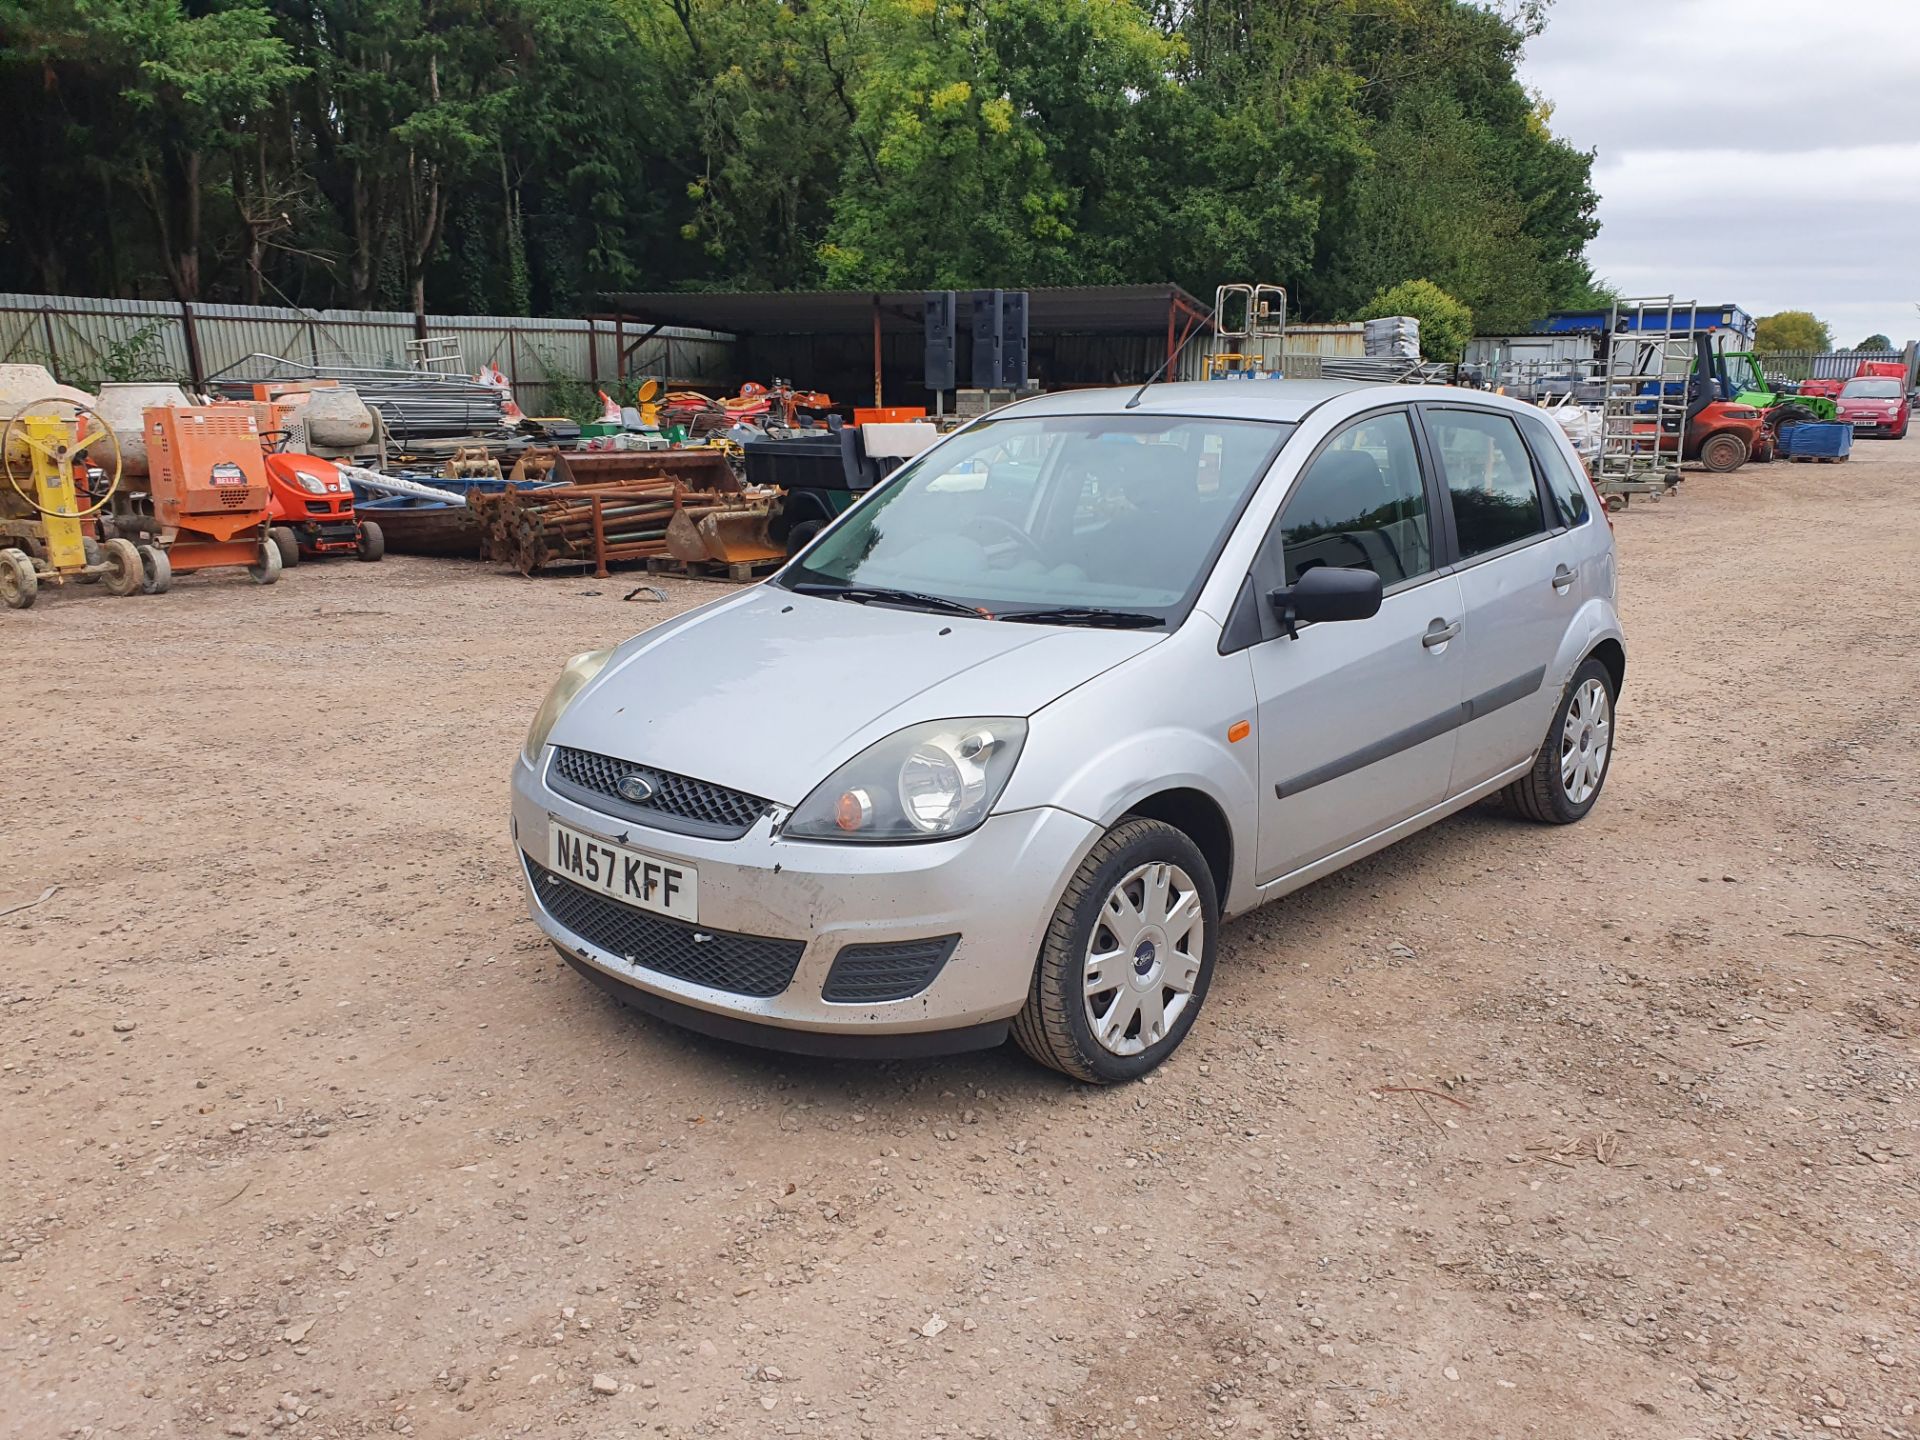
[1753,311,1832,354]
[1857,333,1893,352]
[0,0,1603,326]
[1357,279,1473,361]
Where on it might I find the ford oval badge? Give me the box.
[615,773,656,804]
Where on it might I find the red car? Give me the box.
[1835,375,1910,439]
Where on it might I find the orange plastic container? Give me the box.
[852,406,927,426]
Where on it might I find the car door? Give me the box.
[1416,403,1570,791]
[1242,407,1466,883]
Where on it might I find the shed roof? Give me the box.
[595,284,1211,337]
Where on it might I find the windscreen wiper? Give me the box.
[791,582,991,619]
[997,606,1165,629]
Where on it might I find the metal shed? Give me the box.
[592,285,1214,405]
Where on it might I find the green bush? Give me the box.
[1356,280,1474,361]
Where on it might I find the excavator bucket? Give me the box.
[555,449,739,492]
[696,507,782,564]
[663,508,710,563]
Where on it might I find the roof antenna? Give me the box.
[1124,299,1220,409]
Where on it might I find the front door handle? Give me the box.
[1422,618,1461,649]
[1551,563,1575,593]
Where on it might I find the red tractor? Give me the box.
[1678,335,1768,471]
[261,433,384,566]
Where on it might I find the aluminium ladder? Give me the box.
[1594,296,1697,507]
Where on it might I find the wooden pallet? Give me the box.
[645,555,784,584]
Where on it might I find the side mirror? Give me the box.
[1268,565,1382,639]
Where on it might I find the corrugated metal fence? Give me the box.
[1756,346,1918,384]
[0,293,734,413]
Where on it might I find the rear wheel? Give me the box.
[784,518,824,556]
[1012,817,1218,1083]
[1698,431,1749,472]
[0,547,38,610]
[249,539,282,585]
[1502,656,1617,824]
[356,519,384,561]
[270,525,301,568]
[100,536,144,596]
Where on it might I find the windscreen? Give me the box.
[1842,378,1902,399]
[782,413,1291,622]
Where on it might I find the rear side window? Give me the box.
[1518,414,1591,528]
[1279,411,1432,588]
[1429,409,1545,558]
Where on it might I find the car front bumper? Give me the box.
[511,753,1098,1045]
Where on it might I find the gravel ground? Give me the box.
[3,434,1916,1440]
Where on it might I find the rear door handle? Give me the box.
[1422,618,1460,649]
[1551,564,1575,593]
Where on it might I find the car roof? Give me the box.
[997,379,1537,425]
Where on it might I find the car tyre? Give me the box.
[1502,656,1617,824]
[1012,817,1218,1083]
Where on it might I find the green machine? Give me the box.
[1708,350,1838,424]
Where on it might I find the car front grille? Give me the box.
[526,858,803,998]
[548,746,772,839]
[821,935,960,1004]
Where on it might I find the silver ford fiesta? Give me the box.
[512,380,1625,1081]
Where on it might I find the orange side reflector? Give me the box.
[1227,720,1251,744]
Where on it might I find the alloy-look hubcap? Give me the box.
[1560,678,1612,805]
[1083,861,1204,1057]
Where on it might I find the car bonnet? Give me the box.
[548,585,1162,806]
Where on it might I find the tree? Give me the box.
[1753,311,1832,354]
[0,0,1609,318]
[1856,333,1893,352]
[1356,279,1472,360]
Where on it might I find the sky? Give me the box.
[1517,0,1920,347]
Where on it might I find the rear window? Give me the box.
[1517,414,1591,529]
[1842,378,1901,399]
[1428,409,1546,559]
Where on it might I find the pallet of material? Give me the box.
[470,478,768,576]
[645,555,785,584]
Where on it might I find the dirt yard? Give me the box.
[3,434,1916,1440]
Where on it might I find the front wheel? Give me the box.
[139,544,172,595]
[100,536,144,596]
[249,539,283,585]
[356,519,384,561]
[1698,431,1749,472]
[1501,656,1617,824]
[270,526,301,568]
[1012,817,1218,1083]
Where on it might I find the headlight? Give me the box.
[295,470,327,494]
[786,718,1027,842]
[521,649,612,765]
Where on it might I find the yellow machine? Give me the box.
[1,399,149,610]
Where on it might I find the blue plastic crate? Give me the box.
[1777,422,1852,460]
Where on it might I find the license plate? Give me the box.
[548,821,697,922]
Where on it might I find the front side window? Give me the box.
[1518,414,1591,529]
[1278,410,1433,587]
[1429,409,1545,559]
[783,413,1290,623]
